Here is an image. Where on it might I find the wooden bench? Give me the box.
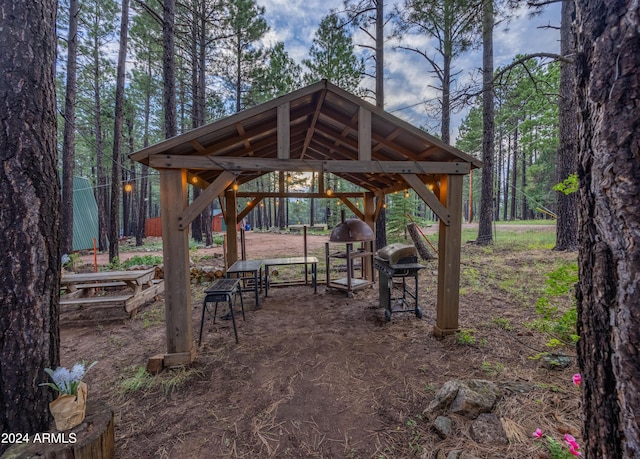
[71,281,128,290]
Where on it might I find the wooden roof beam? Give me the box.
[149,155,470,175]
[235,123,255,157]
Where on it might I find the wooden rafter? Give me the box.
[339,197,364,220]
[300,89,327,159]
[149,156,470,175]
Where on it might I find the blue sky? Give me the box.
[257,0,562,143]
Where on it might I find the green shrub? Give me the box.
[122,255,163,268]
[530,262,579,345]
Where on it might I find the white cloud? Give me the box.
[255,0,560,142]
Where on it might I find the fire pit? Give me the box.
[374,243,425,321]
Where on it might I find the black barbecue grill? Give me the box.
[374,243,425,321]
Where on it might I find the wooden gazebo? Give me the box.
[131,80,482,365]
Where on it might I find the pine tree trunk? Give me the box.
[511,131,518,219]
[503,134,510,220]
[374,0,388,250]
[575,1,640,457]
[0,1,60,451]
[109,0,130,262]
[135,58,153,246]
[554,0,578,250]
[163,0,178,138]
[93,43,108,251]
[60,0,79,254]
[476,0,494,244]
[495,125,502,221]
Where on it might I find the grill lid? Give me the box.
[329,219,375,242]
[376,243,418,265]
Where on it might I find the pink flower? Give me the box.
[564,434,579,449]
[564,434,581,455]
[533,428,543,438]
[568,444,582,456]
[572,373,582,386]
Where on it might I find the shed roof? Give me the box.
[131,80,481,194]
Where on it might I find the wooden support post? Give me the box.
[225,188,238,267]
[358,107,371,161]
[159,168,195,364]
[363,192,375,281]
[434,174,463,337]
[277,102,290,159]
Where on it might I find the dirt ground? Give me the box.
[62,225,580,458]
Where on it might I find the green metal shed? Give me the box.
[70,176,101,251]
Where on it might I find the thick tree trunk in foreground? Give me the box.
[554,0,578,251]
[0,1,60,452]
[575,1,640,457]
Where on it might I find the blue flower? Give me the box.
[41,361,97,396]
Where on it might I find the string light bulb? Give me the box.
[404,190,410,198]
[123,183,133,193]
[326,187,333,197]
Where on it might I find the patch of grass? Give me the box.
[461,266,482,289]
[138,305,164,329]
[160,366,205,394]
[119,365,205,395]
[122,254,163,268]
[106,257,121,270]
[120,366,155,393]
[481,360,505,375]
[492,317,513,331]
[457,328,476,345]
[406,415,423,454]
[131,239,163,252]
[423,383,436,393]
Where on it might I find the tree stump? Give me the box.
[1,401,114,459]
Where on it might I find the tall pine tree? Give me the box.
[303,13,365,95]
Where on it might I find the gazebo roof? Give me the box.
[130,80,481,194]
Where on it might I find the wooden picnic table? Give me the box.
[61,267,156,295]
[60,267,163,317]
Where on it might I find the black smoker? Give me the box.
[374,243,425,321]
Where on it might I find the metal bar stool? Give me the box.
[199,278,245,345]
